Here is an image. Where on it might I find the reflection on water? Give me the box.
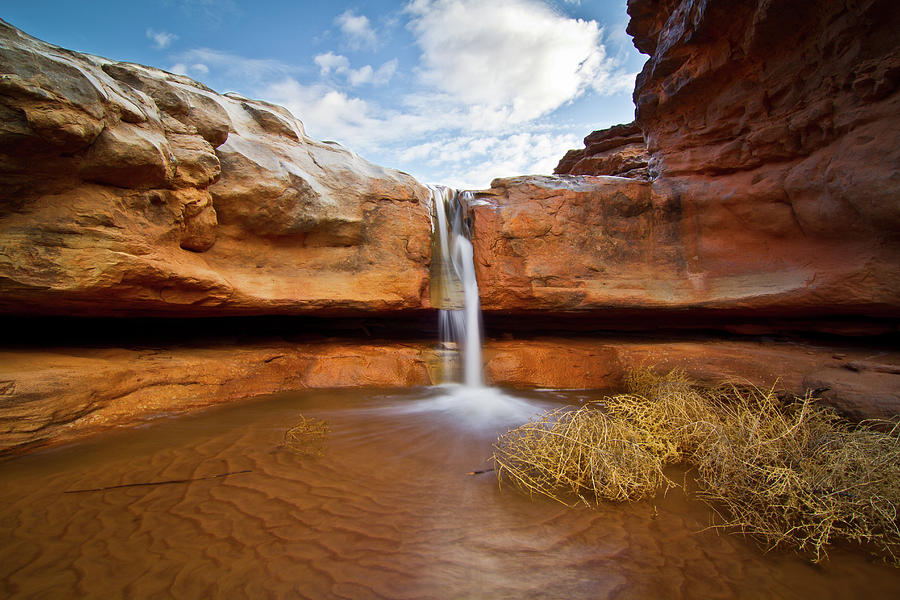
[1,387,898,599]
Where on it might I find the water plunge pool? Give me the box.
[1,386,898,599]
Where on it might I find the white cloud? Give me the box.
[348,59,398,86]
[313,53,397,86]
[405,0,621,123]
[261,76,580,189]
[164,0,635,188]
[169,62,209,78]
[398,131,580,189]
[262,79,387,144]
[346,65,375,86]
[335,10,377,49]
[314,52,350,75]
[170,48,301,83]
[146,28,178,50]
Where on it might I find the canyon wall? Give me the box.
[3,2,897,322]
[475,0,899,326]
[0,20,432,317]
[1,0,899,455]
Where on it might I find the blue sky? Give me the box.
[3,1,645,189]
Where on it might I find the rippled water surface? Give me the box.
[1,387,899,599]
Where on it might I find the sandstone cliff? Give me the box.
[1,2,899,456]
[481,0,899,325]
[0,20,432,316]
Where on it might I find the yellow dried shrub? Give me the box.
[493,370,900,564]
[493,405,673,506]
[283,415,330,456]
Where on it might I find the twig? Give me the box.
[467,468,495,476]
[63,470,251,493]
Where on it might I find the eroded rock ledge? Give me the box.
[554,122,649,178]
[3,333,896,455]
[471,174,899,322]
[0,19,432,316]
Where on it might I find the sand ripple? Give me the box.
[1,387,898,599]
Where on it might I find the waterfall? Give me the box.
[415,185,542,430]
[427,185,484,387]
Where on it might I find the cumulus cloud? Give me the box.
[146,28,178,49]
[314,53,397,86]
[348,60,398,86]
[314,51,350,75]
[262,76,580,188]
[166,0,634,187]
[261,79,391,145]
[335,10,377,49]
[262,78,447,145]
[405,0,621,123]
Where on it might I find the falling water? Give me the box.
[428,185,484,387]
[420,185,542,429]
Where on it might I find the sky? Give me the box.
[3,1,646,189]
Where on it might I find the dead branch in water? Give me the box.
[63,470,252,493]
[467,468,495,476]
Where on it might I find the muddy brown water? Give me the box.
[1,387,898,599]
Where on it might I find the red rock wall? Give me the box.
[627,0,900,272]
[481,0,900,323]
[554,122,649,178]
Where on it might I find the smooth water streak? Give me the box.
[428,185,484,388]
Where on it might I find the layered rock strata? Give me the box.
[472,174,899,321]
[623,0,900,319]
[0,20,431,316]
[2,336,895,454]
[481,0,899,322]
[1,2,899,457]
[554,122,649,178]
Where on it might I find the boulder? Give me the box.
[79,121,175,188]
